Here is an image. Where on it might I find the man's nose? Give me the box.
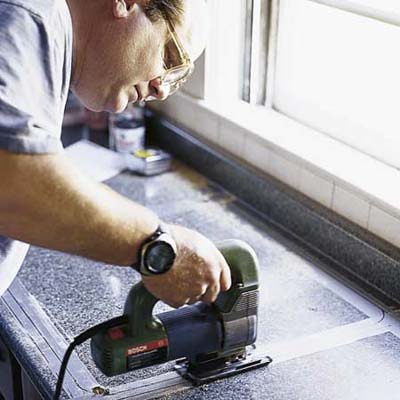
[147,78,170,101]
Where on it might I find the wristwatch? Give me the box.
[133,223,177,276]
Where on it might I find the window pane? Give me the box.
[274,0,400,169]
[204,0,246,105]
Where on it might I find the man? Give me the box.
[0,0,231,308]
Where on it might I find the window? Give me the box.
[234,0,400,170]
[193,0,272,107]
[153,0,400,244]
[174,1,400,171]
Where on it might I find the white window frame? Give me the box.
[151,0,400,248]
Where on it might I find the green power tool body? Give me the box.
[91,240,272,385]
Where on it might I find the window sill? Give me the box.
[149,92,400,249]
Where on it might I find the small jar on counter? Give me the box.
[109,103,145,153]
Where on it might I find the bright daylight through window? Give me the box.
[239,0,400,170]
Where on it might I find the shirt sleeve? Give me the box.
[0,4,64,154]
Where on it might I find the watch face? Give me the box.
[145,242,176,274]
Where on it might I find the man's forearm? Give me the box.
[0,150,159,266]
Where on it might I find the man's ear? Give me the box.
[113,0,139,19]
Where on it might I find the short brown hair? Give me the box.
[144,0,184,26]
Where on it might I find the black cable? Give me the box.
[54,315,129,400]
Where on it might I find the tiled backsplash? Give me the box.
[147,112,400,312]
[369,207,400,248]
[150,95,400,251]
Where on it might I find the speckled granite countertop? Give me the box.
[1,160,400,399]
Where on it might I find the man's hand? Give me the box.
[142,225,232,308]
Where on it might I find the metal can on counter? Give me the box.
[124,148,172,176]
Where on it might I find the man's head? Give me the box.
[67,0,207,113]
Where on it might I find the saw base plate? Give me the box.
[174,353,273,386]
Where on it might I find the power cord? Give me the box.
[54,315,129,400]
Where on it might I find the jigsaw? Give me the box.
[54,240,272,399]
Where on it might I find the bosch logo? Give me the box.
[127,345,148,356]
[126,339,168,358]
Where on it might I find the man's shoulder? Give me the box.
[0,0,68,26]
[0,0,73,153]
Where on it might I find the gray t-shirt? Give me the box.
[0,0,73,296]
